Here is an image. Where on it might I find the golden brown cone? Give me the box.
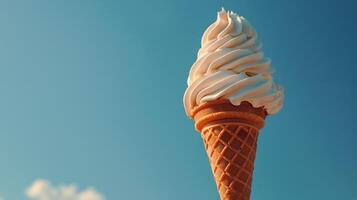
[192,99,266,200]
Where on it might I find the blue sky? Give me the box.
[0,0,356,199]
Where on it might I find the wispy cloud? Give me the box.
[26,179,104,200]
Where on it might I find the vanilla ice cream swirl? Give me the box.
[184,9,284,117]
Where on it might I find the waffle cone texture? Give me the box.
[191,99,266,200]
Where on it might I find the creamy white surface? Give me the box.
[184,9,283,117]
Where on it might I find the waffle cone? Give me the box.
[192,99,266,200]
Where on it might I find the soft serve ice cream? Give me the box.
[184,9,283,117]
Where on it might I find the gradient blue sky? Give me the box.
[0,0,356,199]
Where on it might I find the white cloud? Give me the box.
[26,179,105,200]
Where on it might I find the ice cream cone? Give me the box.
[183,9,283,200]
[192,99,266,200]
